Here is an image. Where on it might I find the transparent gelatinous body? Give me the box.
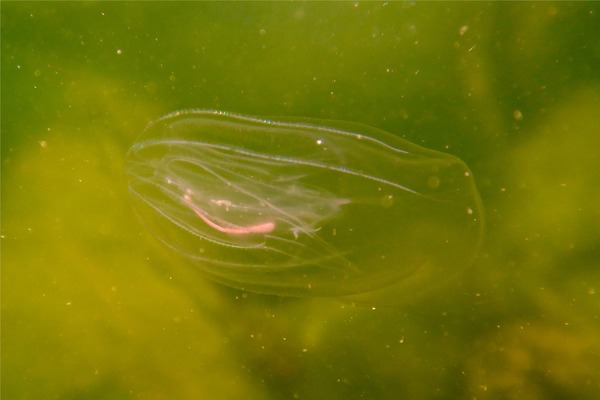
[126,110,483,304]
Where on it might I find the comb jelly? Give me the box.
[125,110,483,305]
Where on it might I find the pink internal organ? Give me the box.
[183,193,275,235]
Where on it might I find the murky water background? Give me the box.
[3,3,599,399]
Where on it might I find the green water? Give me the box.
[3,2,599,399]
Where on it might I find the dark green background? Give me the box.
[3,2,599,399]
